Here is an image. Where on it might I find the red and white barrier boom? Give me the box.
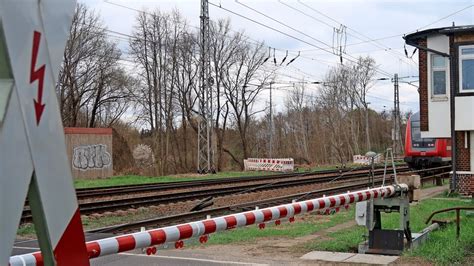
[9,185,407,265]
[244,158,294,172]
[0,0,89,265]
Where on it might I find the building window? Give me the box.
[431,54,447,96]
[459,45,474,93]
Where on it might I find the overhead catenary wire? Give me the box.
[235,0,334,49]
[103,0,340,73]
[102,0,332,80]
[282,0,417,68]
[209,1,392,78]
[287,0,474,71]
[299,0,416,67]
[413,3,474,31]
[102,0,420,104]
[230,1,391,76]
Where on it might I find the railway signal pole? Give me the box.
[269,82,274,158]
[197,0,215,174]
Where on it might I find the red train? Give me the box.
[404,112,451,169]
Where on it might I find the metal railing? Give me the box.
[426,206,474,239]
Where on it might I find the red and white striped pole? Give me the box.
[9,185,407,266]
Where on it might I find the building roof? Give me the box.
[404,25,474,42]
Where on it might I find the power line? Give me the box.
[297,0,416,66]
[103,0,336,78]
[414,3,474,31]
[209,1,392,78]
[102,0,344,75]
[209,1,333,54]
[287,1,473,64]
[304,47,405,56]
[284,0,417,68]
[231,2,392,76]
[236,0,333,49]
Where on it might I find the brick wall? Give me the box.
[456,173,473,195]
[418,38,429,132]
[455,131,470,171]
[454,131,472,195]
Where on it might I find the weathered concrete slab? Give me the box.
[300,251,355,262]
[345,254,399,265]
[301,251,399,265]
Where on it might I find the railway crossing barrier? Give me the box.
[244,158,294,172]
[9,184,408,265]
[353,154,382,165]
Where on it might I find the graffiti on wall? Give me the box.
[72,144,111,171]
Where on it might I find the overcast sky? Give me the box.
[80,0,474,114]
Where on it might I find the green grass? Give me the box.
[73,171,273,189]
[17,224,36,237]
[405,218,474,265]
[403,197,474,265]
[207,208,356,245]
[308,227,366,252]
[302,192,473,265]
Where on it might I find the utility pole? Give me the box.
[269,82,273,158]
[392,73,403,157]
[197,0,215,174]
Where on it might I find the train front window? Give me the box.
[411,121,435,148]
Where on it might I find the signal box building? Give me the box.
[405,25,474,195]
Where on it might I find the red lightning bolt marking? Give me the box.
[30,31,46,125]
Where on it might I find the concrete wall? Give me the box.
[64,128,113,179]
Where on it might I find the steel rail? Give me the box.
[91,170,450,234]
[87,179,392,234]
[73,165,449,199]
[72,165,399,198]
[21,167,412,222]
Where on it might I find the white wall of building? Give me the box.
[455,97,474,131]
[423,34,451,138]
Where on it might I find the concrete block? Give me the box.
[344,254,399,265]
[398,174,421,189]
[412,189,422,201]
[301,251,399,265]
[300,251,354,262]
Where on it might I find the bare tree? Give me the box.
[285,84,311,164]
[58,3,129,127]
[222,41,270,169]
[209,19,243,171]
[351,56,376,151]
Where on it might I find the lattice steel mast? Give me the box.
[197,0,215,173]
[392,73,403,157]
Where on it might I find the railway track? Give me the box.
[87,181,384,234]
[72,165,392,200]
[21,166,408,222]
[88,169,449,234]
[21,166,378,208]
[21,165,450,223]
